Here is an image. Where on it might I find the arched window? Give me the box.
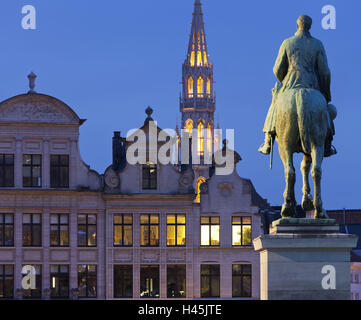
[198,122,205,156]
[197,77,204,98]
[196,177,206,203]
[207,122,213,154]
[188,77,194,98]
[207,78,211,97]
[190,51,195,67]
[203,51,208,66]
[197,51,203,67]
[185,119,193,136]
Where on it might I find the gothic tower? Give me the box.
[180,0,217,202]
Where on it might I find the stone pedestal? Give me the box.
[253,218,358,300]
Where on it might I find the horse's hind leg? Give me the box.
[301,154,314,211]
[279,148,297,218]
[311,146,328,219]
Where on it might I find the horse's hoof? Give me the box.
[302,194,314,211]
[281,203,296,218]
[314,209,328,219]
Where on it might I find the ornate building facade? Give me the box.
[0,0,269,299]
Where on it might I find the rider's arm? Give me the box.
[317,42,331,103]
[273,40,288,83]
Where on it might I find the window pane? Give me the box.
[22,225,32,246]
[232,226,242,246]
[60,226,69,246]
[32,155,41,165]
[177,215,186,224]
[150,226,159,246]
[88,215,96,225]
[5,214,13,224]
[60,215,68,224]
[78,215,86,225]
[201,225,210,246]
[123,215,132,224]
[177,225,186,246]
[140,226,149,246]
[23,214,31,224]
[167,215,176,224]
[32,225,41,246]
[242,225,252,246]
[167,226,175,246]
[242,217,251,224]
[77,225,87,246]
[114,226,122,246]
[150,215,159,224]
[32,214,41,224]
[140,215,149,224]
[201,217,210,224]
[114,215,122,224]
[50,214,58,225]
[50,226,59,246]
[210,225,220,246]
[88,225,97,246]
[211,217,219,224]
[123,226,132,246]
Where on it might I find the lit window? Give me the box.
[207,123,213,155]
[232,217,252,246]
[197,77,204,97]
[197,51,203,66]
[190,51,195,66]
[188,77,194,98]
[113,214,133,247]
[167,214,186,246]
[185,119,193,136]
[196,177,206,203]
[207,78,211,96]
[203,51,208,66]
[197,122,205,156]
[140,214,159,247]
[201,216,220,246]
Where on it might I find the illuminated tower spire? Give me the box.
[180,0,216,201]
[180,0,215,148]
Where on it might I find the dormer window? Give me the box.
[142,163,157,190]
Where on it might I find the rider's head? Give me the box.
[297,15,312,31]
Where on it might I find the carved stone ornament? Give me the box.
[0,101,69,123]
[104,168,120,188]
[218,182,233,198]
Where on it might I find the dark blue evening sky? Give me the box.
[0,0,360,209]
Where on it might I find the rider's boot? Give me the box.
[258,133,273,155]
[324,136,337,157]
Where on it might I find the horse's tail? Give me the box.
[295,89,311,155]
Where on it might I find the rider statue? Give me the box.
[259,15,337,158]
